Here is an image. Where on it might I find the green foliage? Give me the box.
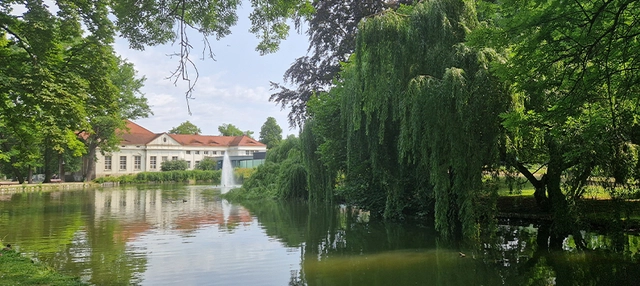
[300,119,334,202]
[160,160,188,171]
[303,0,507,237]
[94,170,221,184]
[218,123,252,137]
[169,120,202,134]
[469,0,640,235]
[0,0,312,182]
[234,168,256,184]
[226,136,308,200]
[195,157,217,170]
[259,116,283,149]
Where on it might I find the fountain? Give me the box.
[220,152,235,194]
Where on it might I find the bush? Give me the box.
[161,160,188,171]
[94,170,221,184]
[196,157,217,170]
[234,168,256,184]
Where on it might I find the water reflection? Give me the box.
[0,185,638,285]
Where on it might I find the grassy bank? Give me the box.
[0,246,86,285]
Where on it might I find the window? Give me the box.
[150,156,157,169]
[187,161,191,168]
[162,156,168,162]
[120,156,127,170]
[195,160,200,167]
[212,151,217,155]
[104,156,112,170]
[246,150,253,155]
[172,156,178,161]
[221,151,225,155]
[186,151,191,154]
[204,151,209,155]
[195,151,200,154]
[134,156,141,170]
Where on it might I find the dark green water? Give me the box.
[0,185,638,285]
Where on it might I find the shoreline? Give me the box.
[0,182,97,194]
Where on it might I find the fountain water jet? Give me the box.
[220,152,235,194]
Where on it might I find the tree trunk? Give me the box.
[515,161,550,211]
[44,144,52,183]
[84,143,97,182]
[546,140,575,236]
[27,167,33,184]
[58,154,65,182]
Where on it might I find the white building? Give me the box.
[92,121,267,178]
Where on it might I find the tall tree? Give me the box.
[218,123,252,137]
[269,0,415,127]
[259,117,283,149]
[304,1,509,238]
[472,0,640,236]
[169,121,202,134]
[83,57,152,181]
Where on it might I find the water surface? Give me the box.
[0,185,638,285]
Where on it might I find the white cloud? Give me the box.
[113,3,306,138]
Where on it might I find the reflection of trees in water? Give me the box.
[0,191,148,285]
[241,200,640,285]
[480,223,640,285]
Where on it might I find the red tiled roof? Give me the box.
[229,135,264,147]
[117,121,266,147]
[118,120,159,145]
[168,134,265,147]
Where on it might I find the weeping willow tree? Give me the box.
[306,0,510,238]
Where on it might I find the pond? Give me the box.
[0,185,638,285]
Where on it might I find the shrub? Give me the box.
[94,170,221,184]
[196,157,217,170]
[161,160,188,171]
[234,168,256,184]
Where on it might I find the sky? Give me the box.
[113,4,308,138]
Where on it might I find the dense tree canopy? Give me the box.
[470,0,640,236]
[1,0,305,181]
[218,123,252,137]
[169,121,202,134]
[270,0,414,127]
[259,117,283,149]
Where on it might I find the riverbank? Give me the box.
[497,196,640,232]
[0,246,87,285]
[0,182,97,194]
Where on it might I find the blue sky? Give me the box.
[113,4,308,137]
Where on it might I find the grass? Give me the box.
[0,246,86,286]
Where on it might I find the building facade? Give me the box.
[92,121,267,178]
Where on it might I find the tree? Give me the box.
[218,123,252,137]
[82,57,152,181]
[472,0,640,237]
[303,1,509,238]
[259,117,283,149]
[269,0,415,127]
[169,121,202,134]
[195,157,217,170]
[2,0,314,124]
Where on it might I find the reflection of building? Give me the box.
[93,189,253,241]
[91,121,266,179]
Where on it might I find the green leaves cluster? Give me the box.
[169,121,202,134]
[227,135,307,200]
[259,117,283,149]
[302,0,508,238]
[160,159,189,171]
[294,0,640,239]
[218,123,253,137]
